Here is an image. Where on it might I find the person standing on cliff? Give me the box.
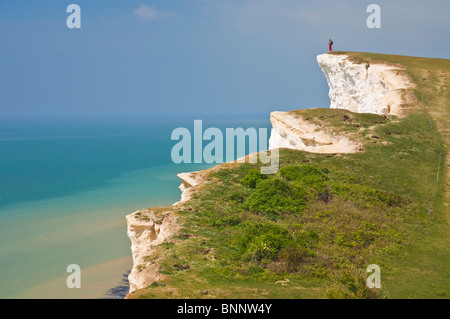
[329,39,333,52]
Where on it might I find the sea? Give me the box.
[0,113,271,298]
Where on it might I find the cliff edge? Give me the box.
[126,209,179,293]
[268,53,416,153]
[317,53,415,116]
[125,52,433,298]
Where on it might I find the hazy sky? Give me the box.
[1,0,449,118]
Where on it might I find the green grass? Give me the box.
[127,52,450,299]
[289,108,391,136]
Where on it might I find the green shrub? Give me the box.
[293,229,320,247]
[247,265,265,276]
[280,165,328,185]
[237,222,294,263]
[243,178,306,216]
[211,215,242,228]
[278,246,308,272]
[242,169,267,188]
[280,165,330,202]
[325,268,386,299]
[228,192,245,203]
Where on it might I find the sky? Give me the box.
[1,0,449,118]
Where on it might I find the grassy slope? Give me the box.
[127,52,449,299]
[340,52,450,298]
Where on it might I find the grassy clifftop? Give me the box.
[127,52,449,299]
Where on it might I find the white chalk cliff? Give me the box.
[126,209,178,293]
[268,111,362,154]
[269,53,415,153]
[173,171,204,206]
[126,168,212,294]
[317,53,413,116]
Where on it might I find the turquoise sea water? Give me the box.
[0,115,271,298]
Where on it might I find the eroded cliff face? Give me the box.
[317,53,414,116]
[268,111,362,153]
[126,209,178,293]
[126,168,214,294]
[173,171,204,206]
[269,53,416,153]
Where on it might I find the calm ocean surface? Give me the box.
[0,114,271,298]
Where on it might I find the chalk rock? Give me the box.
[317,53,414,116]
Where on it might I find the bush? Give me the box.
[280,165,330,201]
[242,169,267,188]
[237,222,294,263]
[247,265,265,276]
[325,268,386,299]
[278,246,308,272]
[280,165,328,185]
[211,215,242,228]
[228,192,245,203]
[243,178,306,216]
[293,229,320,247]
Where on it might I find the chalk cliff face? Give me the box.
[316,53,414,116]
[126,209,178,293]
[126,168,212,294]
[269,53,415,153]
[268,111,362,153]
[173,171,204,206]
